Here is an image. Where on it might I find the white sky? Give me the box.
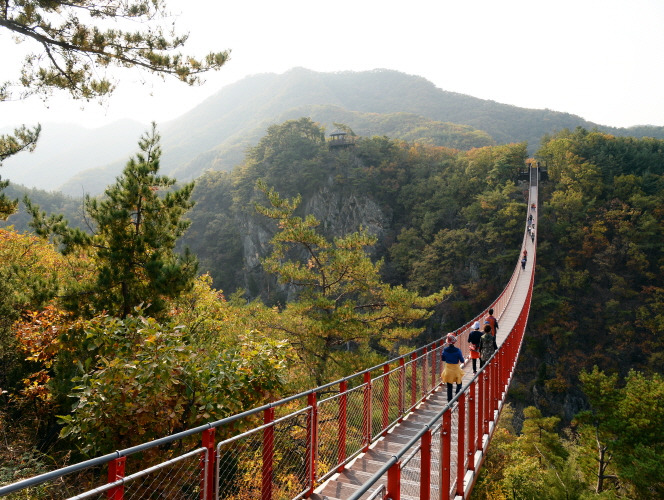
[1,0,664,130]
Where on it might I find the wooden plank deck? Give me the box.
[311,184,538,500]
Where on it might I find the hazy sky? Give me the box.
[2,0,663,130]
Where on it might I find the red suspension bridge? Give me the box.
[1,169,541,500]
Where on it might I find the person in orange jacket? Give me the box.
[486,308,498,336]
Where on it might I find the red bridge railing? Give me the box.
[0,272,531,500]
[348,242,534,500]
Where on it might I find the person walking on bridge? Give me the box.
[468,321,482,374]
[441,333,465,402]
[479,325,497,368]
[486,308,499,337]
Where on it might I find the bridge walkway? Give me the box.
[311,183,538,500]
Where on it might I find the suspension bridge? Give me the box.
[0,169,541,500]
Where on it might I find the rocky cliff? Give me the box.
[237,184,391,303]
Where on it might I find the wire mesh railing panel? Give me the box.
[216,427,264,500]
[399,445,422,499]
[403,359,417,414]
[430,424,442,499]
[432,346,444,388]
[118,449,206,500]
[387,366,403,424]
[216,409,310,500]
[471,383,480,459]
[370,371,392,440]
[370,372,384,440]
[317,392,343,482]
[343,384,368,461]
[426,350,435,394]
[271,411,309,499]
[418,352,428,399]
[63,449,207,500]
[449,404,460,500]
[463,395,471,472]
[405,355,425,412]
[2,465,105,500]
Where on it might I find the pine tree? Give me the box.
[577,367,664,498]
[27,123,198,318]
[255,182,451,384]
[0,125,41,218]
[1,0,229,215]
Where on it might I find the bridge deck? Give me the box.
[311,184,537,500]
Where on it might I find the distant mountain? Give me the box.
[5,68,664,196]
[0,120,145,193]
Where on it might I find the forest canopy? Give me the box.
[1,119,663,497]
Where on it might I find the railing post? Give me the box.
[307,392,318,496]
[502,338,509,386]
[499,348,506,404]
[387,461,401,500]
[477,370,484,452]
[507,335,513,381]
[382,364,390,434]
[431,342,437,391]
[491,354,497,414]
[201,428,215,500]
[411,352,417,408]
[441,410,452,499]
[363,372,372,452]
[398,357,405,420]
[493,359,500,413]
[468,380,476,471]
[422,346,428,395]
[457,392,466,497]
[483,370,491,436]
[106,456,125,500]
[420,429,432,500]
[338,380,348,471]
[262,406,275,500]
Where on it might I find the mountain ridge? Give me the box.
[4,68,664,195]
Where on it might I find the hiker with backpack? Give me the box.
[479,325,497,368]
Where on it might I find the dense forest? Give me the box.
[475,128,664,499]
[1,119,663,498]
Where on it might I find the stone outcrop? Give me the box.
[238,186,390,302]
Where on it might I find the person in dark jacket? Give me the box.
[441,333,465,402]
[479,325,497,368]
[468,321,482,374]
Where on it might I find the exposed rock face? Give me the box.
[304,186,388,240]
[239,186,390,302]
[242,219,273,273]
